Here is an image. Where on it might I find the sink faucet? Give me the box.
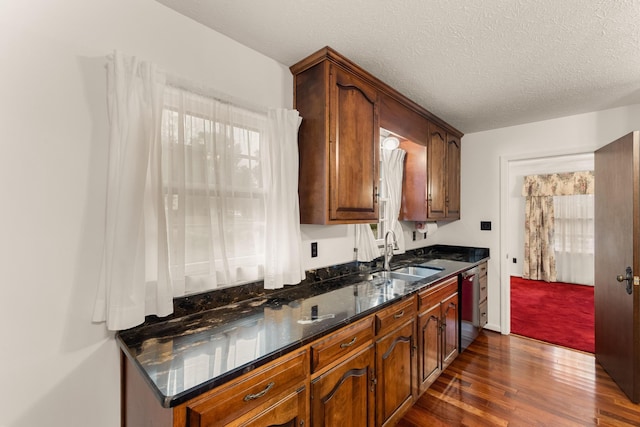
[383,230,397,272]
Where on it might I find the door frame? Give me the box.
[499,147,598,334]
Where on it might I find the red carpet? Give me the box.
[510,276,594,353]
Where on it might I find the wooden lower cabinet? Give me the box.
[234,387,307,427]
[416,277,459,394]
[182,350,309,427]
[310,344,376,426]
[123,278,464,427]
[441,292,459,368]
[417,302,442,394]
[375,320,416,427]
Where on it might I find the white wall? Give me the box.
[0,1,292,426]
[427,104,640,332]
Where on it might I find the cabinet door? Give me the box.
[375,320,415,427]
[238,387,307,427]
[446,135,461,219]
[311,344,375,426]
[427,123,447,220]
[442,292,459,368]
[329,65,379,222]
[399,140,427,221]
[417,303,441,394]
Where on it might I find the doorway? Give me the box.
[499,151,594,335]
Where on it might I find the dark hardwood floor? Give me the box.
[398,330,640,426]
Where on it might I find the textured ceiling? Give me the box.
[155,0,640,133]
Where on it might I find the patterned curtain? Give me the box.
[521,171,594,282]
[523,196,556,281]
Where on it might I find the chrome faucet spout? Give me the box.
[383,230,398,272]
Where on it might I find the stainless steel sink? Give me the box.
[371,266,443,283]
[392,266,443,278]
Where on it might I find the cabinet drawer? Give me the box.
[375,296,416,336]
[310,316,374,373]
[418,276,458,313]
[479,274,488,303]
[186,350,307,426]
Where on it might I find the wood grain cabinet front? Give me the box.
[374,297,417,426]
[310,343,376,426]
[291,47,380,224]
[416,277,459,395]
[181,350,309,427]
[311,316,374,374]
[426,123,461,221]
[398,123,461,222]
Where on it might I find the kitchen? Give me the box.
[3,1,640,426]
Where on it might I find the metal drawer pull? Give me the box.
[340,336,357,348]
[394,310,405,319]
[243,382,275,401]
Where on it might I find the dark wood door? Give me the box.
[441,292,459,367]
[311,344,375,426]
[417,304,441,394]
[375,320,415,427]
[427,123,447,220]
[594,131,640,403]
[399,140,427,221]
[329,64,379,222]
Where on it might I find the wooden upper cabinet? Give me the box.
[399,140,427,221]
[291,48,379,224]
[291,46,463,224]
[330,65,379,223]
[430,129,462,221]
[399,123,461,222]
[427,123,448,220]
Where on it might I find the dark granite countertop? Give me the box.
[116,244,489,408]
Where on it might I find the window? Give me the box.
[553,194,594,285]
[161,87,268,294]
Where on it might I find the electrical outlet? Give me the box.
[480,221,492,231]
[512,257,517,264]
[311,242,318,258]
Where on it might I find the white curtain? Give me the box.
[355,224,380,262]
[262,109,305,289]
[162,87,268,295]
[95,54,306,330]
[553,194,594,285]
[93,52,173,331]
[382,148,406,253]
